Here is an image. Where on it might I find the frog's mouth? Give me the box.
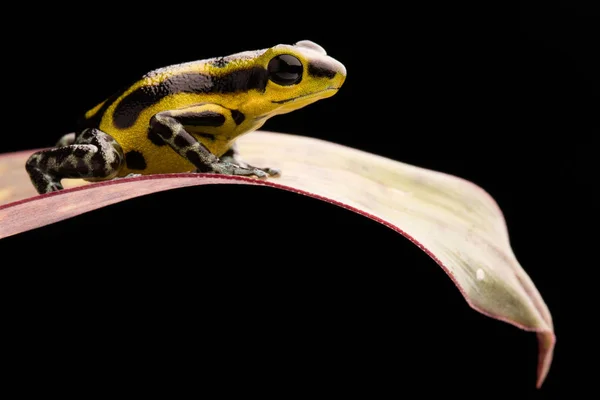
[271,87,339,104]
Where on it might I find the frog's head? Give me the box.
[254,40,346,115]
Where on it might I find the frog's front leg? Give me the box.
[220,143,281,177]
[149,105,269,179]
[26,128,124,194]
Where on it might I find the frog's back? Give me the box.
[78,59,212,133]
[78,49,267,135]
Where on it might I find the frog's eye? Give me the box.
[267,54,303,86]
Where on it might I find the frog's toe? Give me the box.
[242,165,280,177]
[202,161,269,179]
[252,169,269,179]
[261,167,281,177]
[48,183,63,192]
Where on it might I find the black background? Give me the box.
[1,1,596,397]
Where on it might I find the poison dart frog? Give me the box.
[26,40,346,194]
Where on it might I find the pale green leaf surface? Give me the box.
[0,131,554,387]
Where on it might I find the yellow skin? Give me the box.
[25,40,346,194]
[87,40,347,176]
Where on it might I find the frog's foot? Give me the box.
[26,128,124,194]
[219,144,281,177]
[199,161,268,179]
[236,164,281,177]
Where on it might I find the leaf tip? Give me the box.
[536,331,556,389]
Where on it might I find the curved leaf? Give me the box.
[0,131,554,387]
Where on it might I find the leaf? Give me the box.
[0,130,554,387]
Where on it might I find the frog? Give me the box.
[25,40,346,194]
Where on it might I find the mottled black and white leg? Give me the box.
[149,107,270,178]
[219,143,280,177]
[26,128,124,194]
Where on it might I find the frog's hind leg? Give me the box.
[220,143,280,177]
[26,128,124,194]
